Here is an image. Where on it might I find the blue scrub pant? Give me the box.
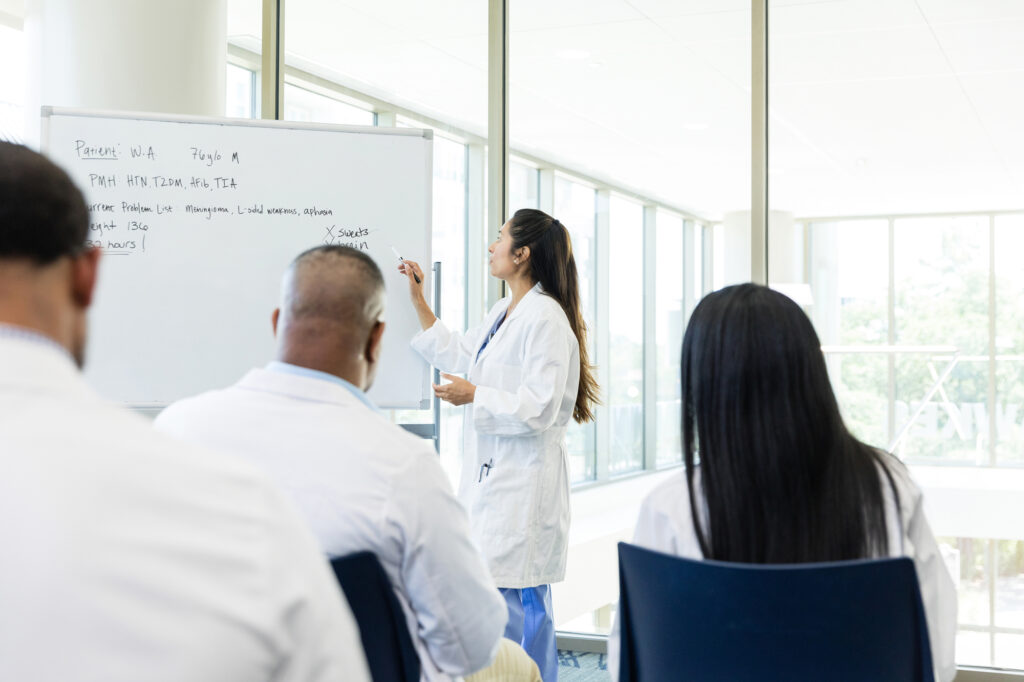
[500,585,558,682]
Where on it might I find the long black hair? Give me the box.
[681,283,899,563]
[508,208,599,423]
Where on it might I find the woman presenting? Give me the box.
[400,208,598,682]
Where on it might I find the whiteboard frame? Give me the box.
[40,105,436,415]
[41,106,433,140]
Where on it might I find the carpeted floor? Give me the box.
[557,650,610,681]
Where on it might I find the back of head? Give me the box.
[681,283,892,564]
[0,142,95,366]
[508,208,599,423]
[276,245,386,384]
[0,142,88,265]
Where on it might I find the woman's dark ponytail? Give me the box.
[509,208,599,423]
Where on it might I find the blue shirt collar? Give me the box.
[265,361,379,413]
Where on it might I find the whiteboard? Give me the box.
[42,107,433,409]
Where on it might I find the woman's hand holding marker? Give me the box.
[398,258,439,331]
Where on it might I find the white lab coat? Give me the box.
[411,282,580,588]
[154,366,508,682]
[0,334,370,682]
[607,463,958,682]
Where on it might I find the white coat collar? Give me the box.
[0,333,94,402]
[505,281,544,325]
[234,366,370,410]
[477,282,544,364]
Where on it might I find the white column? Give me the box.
[25,0,226,145]
[486,0,508,309]
[751,0,768,285]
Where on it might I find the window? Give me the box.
[226,0,262,116]
[284,84,375,126]
[995,216,1024,466]
[555,175,597,482]
[769,0,1024,669]
[226,64,256,119]
[810,220,890,447]
[802,213,1024,668]
[0,24,25,142]
[607,194,644,475]
[389,118,471,483]
[893,217,988,464]
[655,211,684,468]
[509,160,538,210]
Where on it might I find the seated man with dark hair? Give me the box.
[0,141,371,682]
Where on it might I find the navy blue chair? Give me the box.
[617,542,934,681]
[330,552,420,682]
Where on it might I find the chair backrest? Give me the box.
[617,542,934,682]
[330,552,420,682]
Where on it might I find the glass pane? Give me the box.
[809,221,889,346]
[655,211,683,468]
[893,217,988,464]
[767,0,1024,217]
[0,24,25,143]
[995,215,1024,465]
[712,223,726,291]
[431,135,468,330]
[509,0,749,217]
[285,2,487,134]
[555,175,596,483]
[809,220,890,449]
[953,537,991,628]
[608,194,643,475]
[227,0,262,50]
[996,540,1024,629]
[955,630,989,668]
[509,160,538,210]
[284,84,375,126]
[833,354,889,449]
[690,222,704,313]
[282,2,487,487]
[996,634,1024,670]
[437,138,468,485]
[393,127,468,483]
[227,0,262,116]
[226,63,255,119]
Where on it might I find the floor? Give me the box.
[557,650,610,681]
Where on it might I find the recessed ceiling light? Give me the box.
[589,61,604,69]
[556,48,591,61]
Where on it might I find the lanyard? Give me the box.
[475,307,508,362]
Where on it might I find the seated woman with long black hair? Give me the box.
[608,283,957,681]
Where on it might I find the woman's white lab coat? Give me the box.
[411,282,580,588]
[607,462,958,682]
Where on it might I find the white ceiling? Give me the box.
[228,0,1024,219]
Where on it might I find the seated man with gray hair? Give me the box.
[156,245,531,681]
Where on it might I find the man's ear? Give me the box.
[271,308,281,337]
[366,320,385,364]
[70,247,101,309]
